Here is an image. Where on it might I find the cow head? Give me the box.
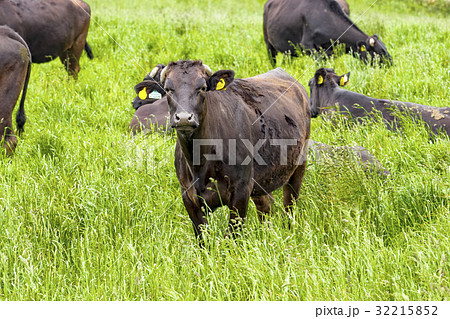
[357,34,392,66]
[159,60,235,134]
[308,68,350,117]
[131,64,166,110]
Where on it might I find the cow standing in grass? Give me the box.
[263,0,391,65]
[0,0,93,78]
[160,60,310,244]
[309,68,450,137]
[0,26,31,153]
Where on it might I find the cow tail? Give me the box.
[16,61,31,135]
[84,42,94,59]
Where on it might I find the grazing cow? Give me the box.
[309,68,450,137]
[130,64,171,134]
[0,0,93,78]
[160,60,310,244]
[263,0,391,65]
[0,25,31,153]
[308,140,391,176]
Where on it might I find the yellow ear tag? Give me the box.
[360,45,366,52]
[216,78,226,91]
[317,75,324,85]
[138,87,147,100]
[340,75,348,86]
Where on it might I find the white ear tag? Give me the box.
[148,90,162,99]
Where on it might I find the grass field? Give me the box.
[0,0,449,300]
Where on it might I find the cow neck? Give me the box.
[321,86,341,109]
[326,11,369,51]
[176,133,195,165]
[339,26,368,51]
[176,100,211,167]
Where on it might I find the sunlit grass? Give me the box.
[0,0,448,300]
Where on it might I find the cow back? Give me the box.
[202,68,310,195]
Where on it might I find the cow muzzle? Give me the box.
[172,112,198,130]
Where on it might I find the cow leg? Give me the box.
[298,33,318,57]
[266,42,278,66]
[59,32,88,79]
[181,190,208,246]
[0,59,27,154]
[59,50,80,79]
[252,194,274,222]
[263,22,277,66]
[282,162,307,222]
[226,188,252,237]
[0,120,17,155]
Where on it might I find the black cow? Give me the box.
[263,0,391,65]
[0,25,31,153]
[160,60,310,244]
[309,68,450,137]
[130,64,170,134]
[308,140,390,176]
[0,0,93,78]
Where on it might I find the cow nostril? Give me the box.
[174,112,197,127]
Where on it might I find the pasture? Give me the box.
[0,0,449,300]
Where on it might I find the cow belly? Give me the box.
[251,143,303,196]
[267,24,302,53]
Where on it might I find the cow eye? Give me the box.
[199,84,207,93]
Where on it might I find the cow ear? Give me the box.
[207,70,235,91]
[338,72,350,86]
[134,80,166,100]
[357,41,367,52]
[314,69,327,86]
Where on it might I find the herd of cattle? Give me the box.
[0,0,449,244]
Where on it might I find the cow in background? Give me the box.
[263,0,390,65]
[0,26,31,153]
[309,68,450,137]
[0,0,93,78]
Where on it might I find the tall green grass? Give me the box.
[0,0,448,300]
